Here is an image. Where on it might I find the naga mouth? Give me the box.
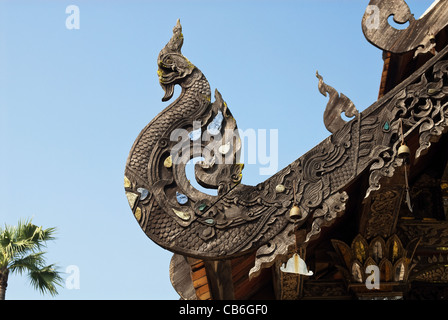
[158,67,177,102]
[161,82,175,102]
[157,55,195,102]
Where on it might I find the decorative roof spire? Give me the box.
[163,19,183,54]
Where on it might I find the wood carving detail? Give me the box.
[362,0,448,56]
[302,281,348,299]
[124,21,448,275]
[398,220,448,248]
[413,261,448,283]
[364,55,448,198]
[124,21,357,263]
[361,187,404,240]
[316,71,358,134]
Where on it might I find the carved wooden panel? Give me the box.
[271,244,306,300]
[302,280,350,300]
[124,18,448,278]
[359,186,404,240]
[362,0,448,56]
[397,220,448,248]
[397,220,448,284]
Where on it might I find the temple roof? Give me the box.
[124,0,448,300]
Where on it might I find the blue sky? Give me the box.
[0,0,434,299]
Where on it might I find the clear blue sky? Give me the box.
[0,0,433,299]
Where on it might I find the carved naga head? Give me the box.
[157,19,195,101]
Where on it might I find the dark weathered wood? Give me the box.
[124,20,352,265]
[316,71,358,134]
[230,252,274,299]
[362,0,448,56]
[124,10,448,289]
[359,184,404,240]
[169,254,198,300]
[203,260,235,300]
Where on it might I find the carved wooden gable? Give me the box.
[124,1,448,300]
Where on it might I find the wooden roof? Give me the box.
[166,0,448,300]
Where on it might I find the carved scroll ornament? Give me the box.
[362,0,448,57]
[316,71,358,134]
[124,20,448,278]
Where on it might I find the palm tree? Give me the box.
[0,219,63,299]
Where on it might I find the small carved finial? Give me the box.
[414,31,437,58]
[163,19,183,54]
[316,71,358,133]
[316,71,325,96]
[362,0,448,55]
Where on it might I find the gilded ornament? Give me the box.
[173,208,191,221]
[134,207,142,220]
[164,156,173,168]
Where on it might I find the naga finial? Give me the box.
[127,21,354,271]
[316,70,358,133]
[157,19,195,102]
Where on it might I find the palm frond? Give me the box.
[0,224,15,253]
[16,219,57,250]
[0,218,61,297]
[1,219,59,260]
[6,239,38,258]
[9,252,46,275]
[38,227,57,243]
[27,264,63,296]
